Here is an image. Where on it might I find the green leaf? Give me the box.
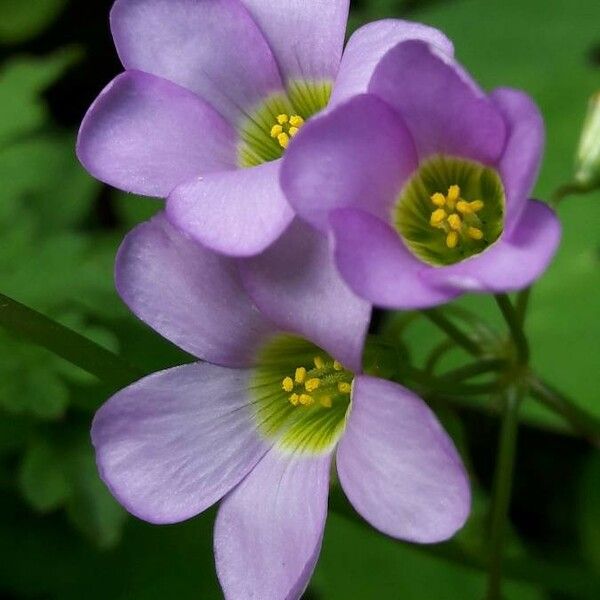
[19,438,70,512]
[0,0,68,44]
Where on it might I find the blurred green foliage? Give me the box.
[0,0,598,598]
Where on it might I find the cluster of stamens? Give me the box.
[280,356,352,409]
[429,184,486,249]
[270,114,305,149]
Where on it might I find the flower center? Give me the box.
[251,335,353,455]
[394,155,505,266]
[270,114,305,150]
[429,184,486,250]
[237,80,332,168]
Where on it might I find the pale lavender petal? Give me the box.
[77,71,237,197]
[239,219,371,373]
[110,0,283,123]
[116,213,276,368]
[369,40,506,164]
[281,94,417,231]
[337,376,471,543]
[215,449,331,600]
[330,209,459,310]
[167,160,294,257]
[428,200,561,294]
[330,20,454,107]
[92,362,270,524]
[239,0,349,82]
[491,88,545,234]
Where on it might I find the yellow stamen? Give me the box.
[446,231,459,248]
[313,356,325,369]
[305,378,321,392]
[289,393,300,406]
[288,126,300,137]
[468,227,484,240]
[277,132,290,149]
[447,185,461,202]
[469,200,484,212]
[282,377,294,392]
[338,382,351,394]
[295,367,306,384]
[430,208,447,227]
[277,114,289,125]
[289,115,304,127]
[456,200,471,214]
[431,192,446,207]
[447,214,462,231]
[333,361,343,371]
[320,396,332,408]
[270,124,283,138]
[299,394,314,406]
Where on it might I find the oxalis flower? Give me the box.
[281,40,562,308]
[92,214,470,599]
[76,0,455,256]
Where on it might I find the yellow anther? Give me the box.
[270,124,283,138]
[468,227,484,240]
[305,378,321,392]
[447,214,462,231]
[469,200,484,212]
[431,192,446,207]
[333,361,343,371]
[447,185,461,202]
[313,356,325,369]
[288,126,300,137]
[456,200,471,214]
[277,114,289,125]
[430,208,447,227]
[289,393,300,406]
[299,394,314,406]
[320,396,332,408]
[446,231,459,249]
[282,377,294,392]
[338,382,352,394]
[295,367,306,384]
[289,115,304,127]
[277,133,290,149]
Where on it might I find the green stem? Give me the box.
[438,359,507,383]
[422,309,480,356]
[486,386,522,600]
[424,339,455,375]
[0,292,143,389]
[550,181,591,207]
[514,287,531,328]
[494,294,530,365]
[528,375,600,445]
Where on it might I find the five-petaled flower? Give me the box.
[92,214,471,599]
[76,0,456,257]
[281,40,562,309]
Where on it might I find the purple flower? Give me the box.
[281,40,562,309]
[77,0,454,256]
[92,213,470,599]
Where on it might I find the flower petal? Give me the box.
[215,448,331,600]
[281,94,417,231]
[491,88,545,234]
[369,40,506,164]
[239,0,349,82]
[428,200,561,294]
[239,219,371,373]
[77,71,237,197]
[167,160,294,257]
[330,19,454,107]
[110,0,283,123]
[330,208,459,309]
[337,375,471,543]
[116,213,276,368]
[92,362,270,524]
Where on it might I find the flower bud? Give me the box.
[574,92,600,189]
